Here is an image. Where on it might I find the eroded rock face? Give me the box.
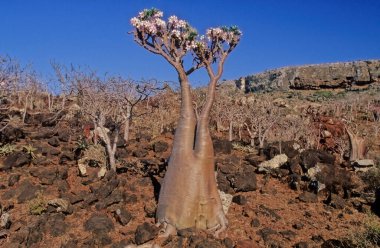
[237,60,380,92]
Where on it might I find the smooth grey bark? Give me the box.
[156,71,226,235]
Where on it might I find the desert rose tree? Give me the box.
[131,8,241,236]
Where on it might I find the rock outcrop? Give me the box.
[236,60,380,92]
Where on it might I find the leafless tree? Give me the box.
[111,77,157,142]
[142,84,180,137]
[0,55,22,105]
[81,76,123,171]
[244,98,281,148]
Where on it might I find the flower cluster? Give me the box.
[168,16,187,29]
[131,8,199,52]
[131,8,242,56]
[206,26,242,44]
[130,8,166,35]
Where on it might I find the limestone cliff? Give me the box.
[236,60,380,92]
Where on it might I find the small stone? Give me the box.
[223,238,234,248]
[242,206,256,218]
[228,170,257,192]
[133,149,148,158]
[177,227,196,237]
[84,213,114,234]
[232,194,247,205]
[352,159,374,168]
[258,204,281,221]
[329,194,345,209]
[321,239,353,248]
[193,238,223,248]
[61,239,79,248]
[251,218,260,228]
[111,239,130,248]
[311,235,324,243]
[256,227,277,242]
[219,190,233,214]
[17,180,41,203]
[97,167,107,178]
[0,230,8,239]
[135,222,159,245]
[59,152,75,164]
[48,198,73,214]
[293,241,309,248]
[49,148,61,156]
[114,208,132,226]
[213,139,233,154]
[48,137,60,147]
[260,184,278,195]
[321,130,332,138]
[298,192,318,203]
[304,211,312,218]
[3,151,30,170]
[144,201,156,218]
[8,174,20,187]
[0,213,11,229]
[57,167,69,180]
[292,222,304,230]
[153,141,169,153]
[235,239,257,248]
[279,230,296,240]
[58,130,71,142]
[78,163,87,177]
[48,214,67,237]
[258,154,288,172]
[29,167,57,185]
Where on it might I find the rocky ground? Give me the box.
[0,93,379,248]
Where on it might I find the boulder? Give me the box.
[16,180,41,203]
[29,167,57,185]
[58,129,71,142]
[135,222,159,245]
[328,194,346,209]
[133,149,148,158]
[0,126,24,143]
[48,137,60,147]
[29,129,56,140]
[251,218,260,228]
[2,151,30,170]
[321,130,332,138]
[48,198,73,214]
[114,208,132,226]
[47,213,68,237]
[235,240,258,248]
[232,194,247,205]
[300,149,335,170]
[0,212,11,229]
[228,169,257,192]
[152,140,169,153]
[264,141,300,159]
[219,190,233,214]
[298,192,318,203]
[84,213,114,234]
[8,174,21,187]
[213,139,233,154]
[352,159,374,168]
[258,154,288,172]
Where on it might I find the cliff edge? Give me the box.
[236,60,380,92]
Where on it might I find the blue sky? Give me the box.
[1,0,380,86]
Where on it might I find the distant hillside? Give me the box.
[236,60,380,92]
